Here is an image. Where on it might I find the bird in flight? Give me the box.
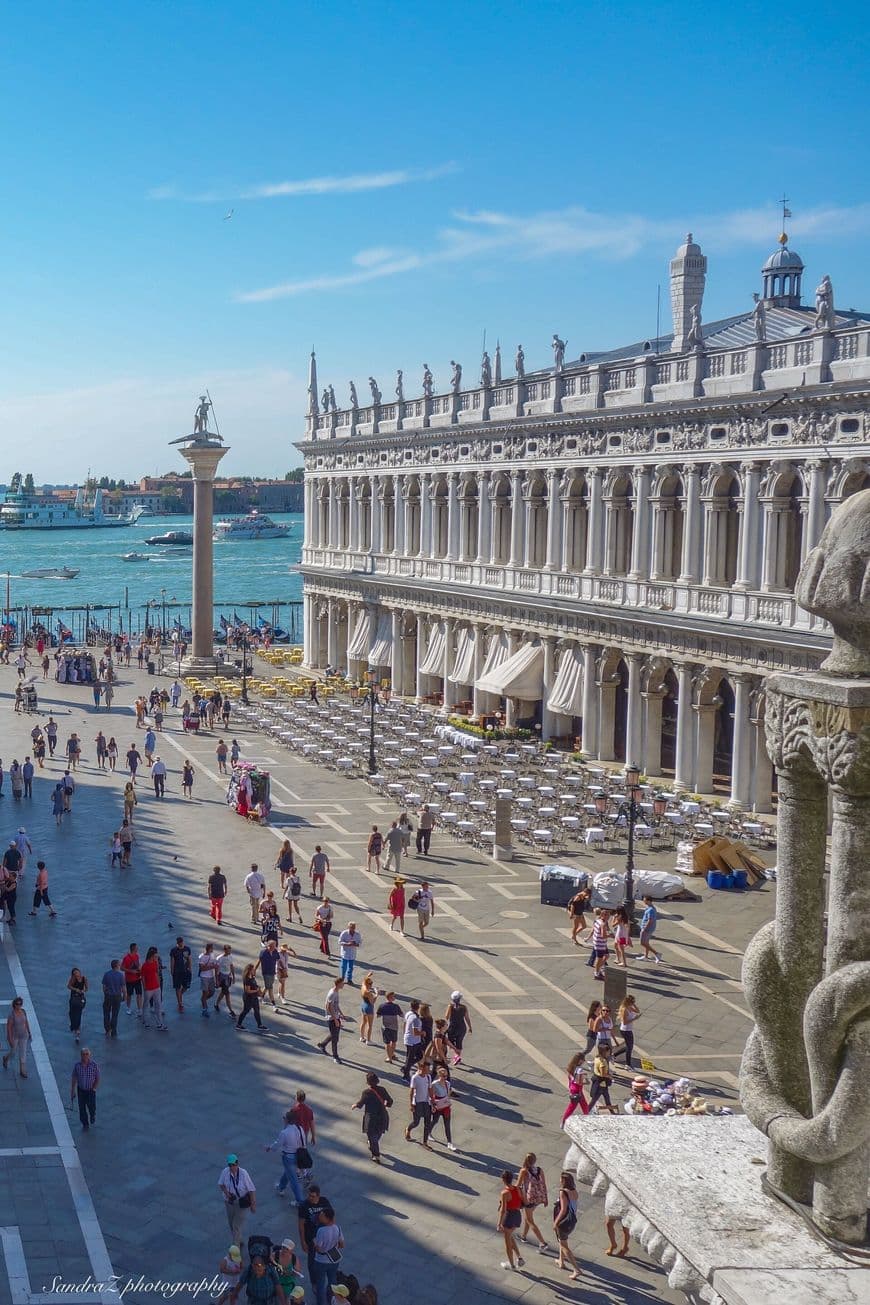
[223,209,234,221]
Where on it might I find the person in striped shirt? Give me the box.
[591,910,610,981]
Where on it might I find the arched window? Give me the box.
[653,473,684,581]
[563,476,588,571]
[605,474,634,576]
[704,470,740,587]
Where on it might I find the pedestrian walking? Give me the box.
[101,960,124,1037]
[256,938,281,1010]
[9,761,23,801]
[209,865,228,924]
[311,1209,344,1305]
[151,757,167,798]
[297,1186,333,1291]
[103,681,114,710]
[289,1088,317,1146]
[412,880,435,940]
[119,819,134,866]
[317,978,345,1062]
[376,991,402,1064]
[357,972,376,1044]
[109,831,122,867]
[583,1000,602,1056]
[107,737,118,771]
[245,864,266,924]
[276,943,296,1005]
[423,1018,450,1075]
[562,1051,590,1126]
[497,1170,526,1271]
[260,894,282,943]
[283,867,303,923]
[352,1072,392,1163]
[236,964,268,1031]
[404,1059,433,1149]
[22,757,34,798]
[1,864,18,925]
[592,1002,615,1047]
[92,680,102,709]
[3,997,31,1076]
[517,1154,549,1250]
[401,1000,423,1081]
[215,944,236,1016]
[589,1043,618,1113]
[126,744,141,783]
[199,942,217,1018]
[94,732,108,770]
[415,804,435,856]
[553,1171,581,1279]
[398,810,413,856]
[275,839,295,891]
[616,994,641,1071]
[123,782,137,823]
[337,922,361,984]
[314,898,333,956]
[141,947,167,1030]
[387,877,406,933]
[218,1155,256,1244]
[365,826,383,874]
[34,736,45,768]
[638,896,663,963]
[215,739,228,774]
[70,1048,100,1130]
[143,728,156,764]
[230,738,240,765]
[215,1245,243,1305]
[445,991,472,1066]
[567,888,591,944]
[182,761,194,798]
[122,943,143,1017]
[428,1064,457,1151]
[66,734,81,770]
[29,861,57,917]
[46,717,58,757]
[612,905,632,967]
[309,846,329,897]
[266,1110,309,1203]
[591,909,610,980]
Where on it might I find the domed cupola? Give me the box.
[762,232,804,307]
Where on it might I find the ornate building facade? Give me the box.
[297,234,870,809]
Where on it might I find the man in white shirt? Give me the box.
[384,821,404,874]
[401,1000,423,1081]
[405,1059,433,1150]
[198,942,217,1019]
[244,864,266,924]
[337,922,361,985]
[416,882,435,941]
[150,757,167,798]
[218,1154,256,1243]
[316,978,345,1063]
[266,1109,307,1204]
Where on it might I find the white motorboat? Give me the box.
[121,552,149,562]
[145,530,194,546]
[214,511,291,541]
[20,566,80,580]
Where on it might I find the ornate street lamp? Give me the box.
[625,762,642,930]
[594,792,608,817]
[367,668,379,774]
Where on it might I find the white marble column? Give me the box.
[728,674,753,810]
[391,609,403,695]
[545,470,563,570]
[643,688,666,778]
[541,636,558,740]
[302,593,314,666]
[626,653,644,768]
[180,441,227,669]
[476,471,492,564]
[446,473,460,561]
[509,471,524,567]
[458,489,471,562]
[804,459,827,555]
[415,621,427,702]
[694,704,716,795]
[403,483,414,557]
[584,468,604,574]
[393,476,405,556]
[560,494,574,571]
[504,631,520,728]
[349,478,360,552]
[523,491,535,568]
[471,625,486,718]
[326,599,339,668]
[419,474,432,557]
[736,462,761,588]
[370,476,383,554]
[760,502,781,591]
[581,644,600,757]
[674,662,695,792]
[303,479,315,549]
[752,713,774,813]
[678,465,701,584]
[310,600,322,669]
[442,619,457,711]
[629,468,651,579]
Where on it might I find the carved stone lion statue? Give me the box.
[796,487,870,675]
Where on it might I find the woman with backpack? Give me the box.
[517,1153,549,1251]
[553,1170,581,1279]
[352,1070,393,1163]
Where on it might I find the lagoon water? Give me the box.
[0,512,304,636]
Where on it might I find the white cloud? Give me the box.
[236,199,870,302]
[147,163,457,204]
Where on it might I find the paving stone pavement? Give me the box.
[0,665,776,1304]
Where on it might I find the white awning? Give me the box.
[368,612,393,667]
[547,644,584,717]
[479,630,508,680]
[347,608,371,660]
[476,639,544,699]
[448,625,476,685]
[418,621,447,676]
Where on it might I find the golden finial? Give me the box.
[779,231,788,246]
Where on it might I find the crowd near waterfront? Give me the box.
[0,627,760,1304]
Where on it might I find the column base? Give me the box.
[180,654,223,677]
[726,797,744,812]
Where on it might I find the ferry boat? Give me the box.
[0,486,146,530]
[144,530,194,546]
[214,511,291,541]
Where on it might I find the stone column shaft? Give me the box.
[181,443,227,668]
[581,645,600,757]
[629,468,651,579]
[674,663,694,791]
[545,471,562,570]
[736,464,761,588]
[584,469,604,574]
[728,675,753,809]
[509,472,524,567]
[626,654,643,767]
[679,465,701,584]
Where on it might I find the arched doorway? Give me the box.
[713,676,735,789]
[660,668,679,773]
[613,658,629,761]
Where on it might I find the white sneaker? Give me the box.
[447,1143,457,1152]
[654,955,662,964]
[500,1261,515,1271]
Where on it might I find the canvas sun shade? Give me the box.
[448,625,476,685]
[346,607,371,660]
[547,644,584,717]
[418,620,447,676]
[475,639,543,699]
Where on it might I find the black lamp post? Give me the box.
[240,631,250,705]
[367,669,378,775]
[624,762,642,930]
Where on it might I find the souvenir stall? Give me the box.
[55,649,98,684]
[226,759,271,823]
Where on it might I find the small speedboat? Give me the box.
[145,530,193,546]
[121,552,149,562]
[20,566,80,579]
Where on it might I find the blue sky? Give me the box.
[0,0,867,480]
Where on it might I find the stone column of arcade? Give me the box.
[175,429,228,674]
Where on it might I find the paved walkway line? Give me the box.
[0,1147,62,1157]
[669,916,746,957]
[663,940,745,992]
[160,725,570,1088]
[0,929,116,1305]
